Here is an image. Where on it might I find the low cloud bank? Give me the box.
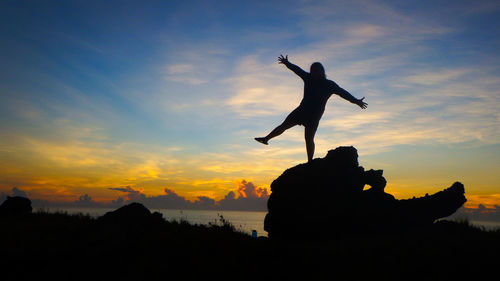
[0,187,51,208]
[0,180,270,212]
[106,180,269,211]
[448,205,500,222]
[4,185,499,219]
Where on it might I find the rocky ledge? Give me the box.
[264,146,466,239]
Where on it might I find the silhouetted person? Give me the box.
[255,55,367,162]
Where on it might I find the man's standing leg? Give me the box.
[305,122,318,162]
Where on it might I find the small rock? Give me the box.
[0,196,32,216]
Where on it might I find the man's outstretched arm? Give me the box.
[331,81,367,109]
[278,54,308,80]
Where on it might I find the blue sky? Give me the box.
[0,0,499,207]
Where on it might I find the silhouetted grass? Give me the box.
[1,211,499,280]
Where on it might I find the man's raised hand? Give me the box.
[278,54,289,64]
[357,97,368,109]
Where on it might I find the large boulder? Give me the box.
[98,202,163,225]
[0,196,32,216]
[264,146,466,239]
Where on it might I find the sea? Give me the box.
[35,208,500,237]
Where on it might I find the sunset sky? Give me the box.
[1,0,499,209]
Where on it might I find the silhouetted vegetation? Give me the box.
[1,209,500,280]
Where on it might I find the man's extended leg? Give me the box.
[305,123,318,162]
[255,113,297,145]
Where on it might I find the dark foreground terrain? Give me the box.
[1,210,499,281]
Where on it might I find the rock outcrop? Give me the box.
[98,202,163,225]
[264,146,466,239]
[0,196,32,216]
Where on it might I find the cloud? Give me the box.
[0,187,49,207]
[192,196,217,210]
[236,180,269,199]
[109,186,146,202]
[221,0,468,143]
[465,194,500,209]
[166,75,207,85]
[463,0,500,14]
[218,180,269,211]
[12,187,28,197]
[106,180,269,211]
[109,186,192,209]
[165,63,210,84]
[221,1,471,158]
[166,64,195,75]
[108,187,134,193]
[111,197,125,207]
[0,116,191,200]
[448,205,500,223]
[345,24,388,39]
[73,194,103,208]
[402,69,470,86]
[243,60,500,156]
[162,44,229,85]
[225,55,302,117]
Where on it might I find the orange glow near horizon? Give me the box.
[2,172,500,209]
[0,117,498,209]
[464,194,500,209]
